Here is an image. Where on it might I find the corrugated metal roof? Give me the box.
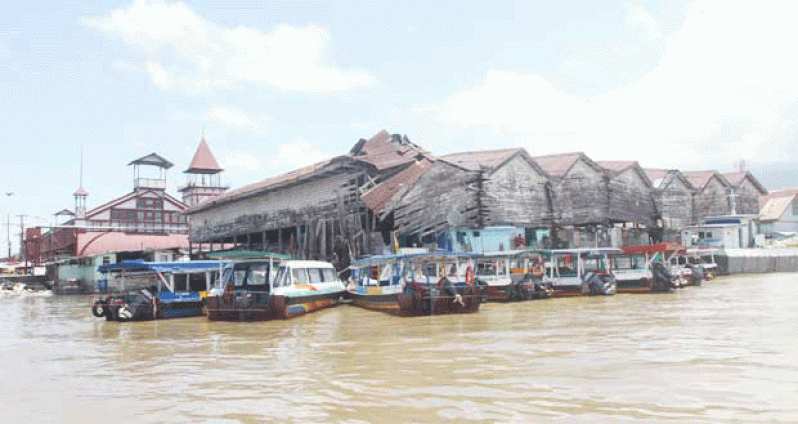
[441,148,522,172]
[361,158,434,215]
[186,135,222,173]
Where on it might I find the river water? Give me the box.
[1,273,796,423]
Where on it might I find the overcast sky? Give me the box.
[2,0,798,253]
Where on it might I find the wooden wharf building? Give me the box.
[187,130,746,265]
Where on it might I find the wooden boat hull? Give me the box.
[349,291,403,313]
[94,292,204,322]
[482,282,553,302]
[394,284,482,316]
[206,290,344,322]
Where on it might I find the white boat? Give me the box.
[207,259,346,321]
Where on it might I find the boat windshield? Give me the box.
[247,264,269,291]
[272,267,288,287]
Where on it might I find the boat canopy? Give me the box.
[205,250,291,261]
[98,260,225,274]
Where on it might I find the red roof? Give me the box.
[533,152,590,178]
[350,130,430,171]
[643,168,669,181]
[721,170,768,194]
[186,135,222,174]
[681,170,725,190]
[361,158,434,215]
[597,160,637,173]
[441,148,522,172]
[76,232,189,256]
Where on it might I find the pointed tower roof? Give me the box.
[185,134,223,174]
[73,186,89,197]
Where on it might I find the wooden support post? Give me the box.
[278,227,283,253]
[246,233,251,250]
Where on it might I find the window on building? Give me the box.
[792,197,798,216]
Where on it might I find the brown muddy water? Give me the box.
[1,273,797,423]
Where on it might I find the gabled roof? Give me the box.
[441,148,549,177]
[533,152,605,178]
[721,170,768,195]
[84,189,187,219]
[349,130,431,171]
[643,168,695,191]
[681,170,729,192]
[597,160,653,188]
[361,158,435,216]
[186,135,222,174]
[54,209,75,216]
[128,153,174,169]
[760,189,798,221]
[597,160,637,173]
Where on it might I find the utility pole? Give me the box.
[17,214,26,270]
[6,214,10,260]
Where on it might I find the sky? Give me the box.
[2,0,798,255]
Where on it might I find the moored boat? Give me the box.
[540,248,619,296]
[92,260,222,322]
[206,259,346,321]
[475,250,553,301]
[616,243,684,293]
[348,252,483,316]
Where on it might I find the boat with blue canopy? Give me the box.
[92,260,224,322]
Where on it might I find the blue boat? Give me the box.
[91,260,224,322]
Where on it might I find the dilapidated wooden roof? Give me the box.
[361,158,435,216]
[350,130,430,171]
[186,155,369,214]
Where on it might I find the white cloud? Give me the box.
[220,150,264,176]
[83,0,377,96]
[267,140,333,170]
[429,0,798,168]
[204,106,268,134]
